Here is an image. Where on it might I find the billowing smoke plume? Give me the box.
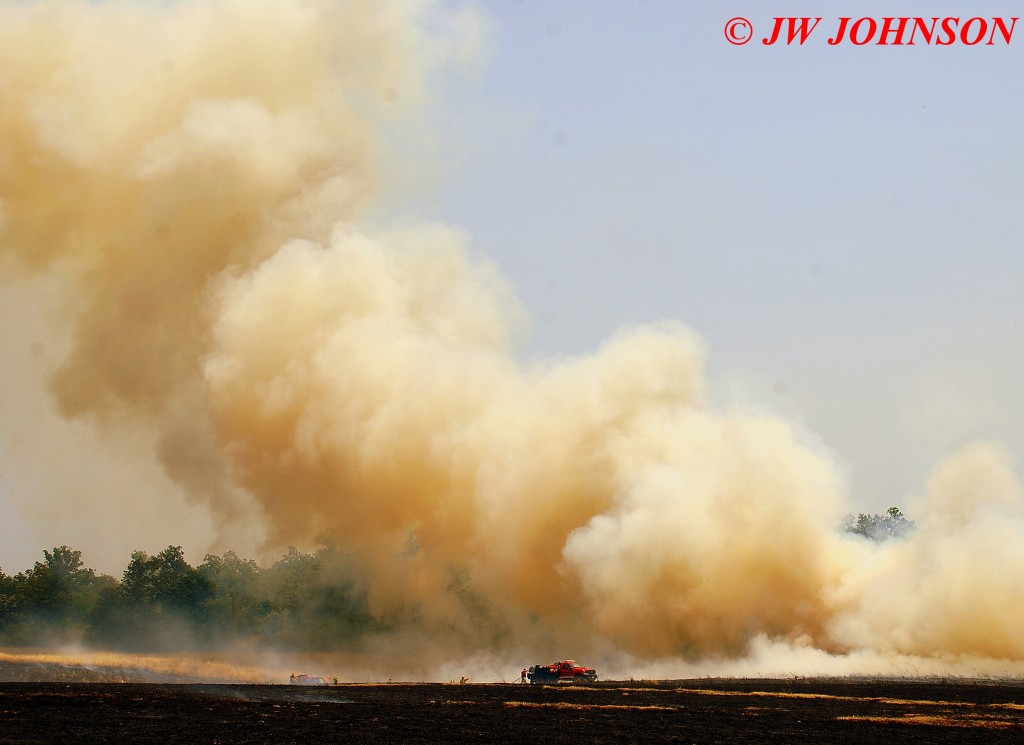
[2,0,1024,672]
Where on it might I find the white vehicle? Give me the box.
[289,673,329,685]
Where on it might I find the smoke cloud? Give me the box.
[2,0,1023,674]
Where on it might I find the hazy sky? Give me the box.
[2,0,1022,574]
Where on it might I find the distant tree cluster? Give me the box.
[0,539,382,651]
[842,506,916,542]
[1,509,917,651]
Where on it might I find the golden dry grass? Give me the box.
[837,714,1018,729]
[505,701,677,712]
[673,687,1021,709]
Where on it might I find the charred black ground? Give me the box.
[2,677,1023,744]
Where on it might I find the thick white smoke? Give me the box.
[2,0,1023,673]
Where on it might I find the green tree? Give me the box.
[842,507,915,542]
[121,546,209,615]
[99,545,211,649]
[199,551,268,640]
[0,547,115,644]
[0,567,16,633]
[260,540,380,649]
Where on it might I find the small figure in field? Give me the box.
[521,668,527,684]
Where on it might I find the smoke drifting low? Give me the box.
[2,0,1023,674]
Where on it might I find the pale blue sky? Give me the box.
[422,0,1024,510]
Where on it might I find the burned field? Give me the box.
[2,677,1023,744]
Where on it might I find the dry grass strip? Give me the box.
[674,687,1024,711]
[504,701,677,712]
[838,714,1019,729]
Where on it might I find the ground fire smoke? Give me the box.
[2,0,1023,675]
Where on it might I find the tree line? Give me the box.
[0,539,382,651]
[1,509,914,651]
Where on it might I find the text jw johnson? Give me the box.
[762,17,1018,46]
